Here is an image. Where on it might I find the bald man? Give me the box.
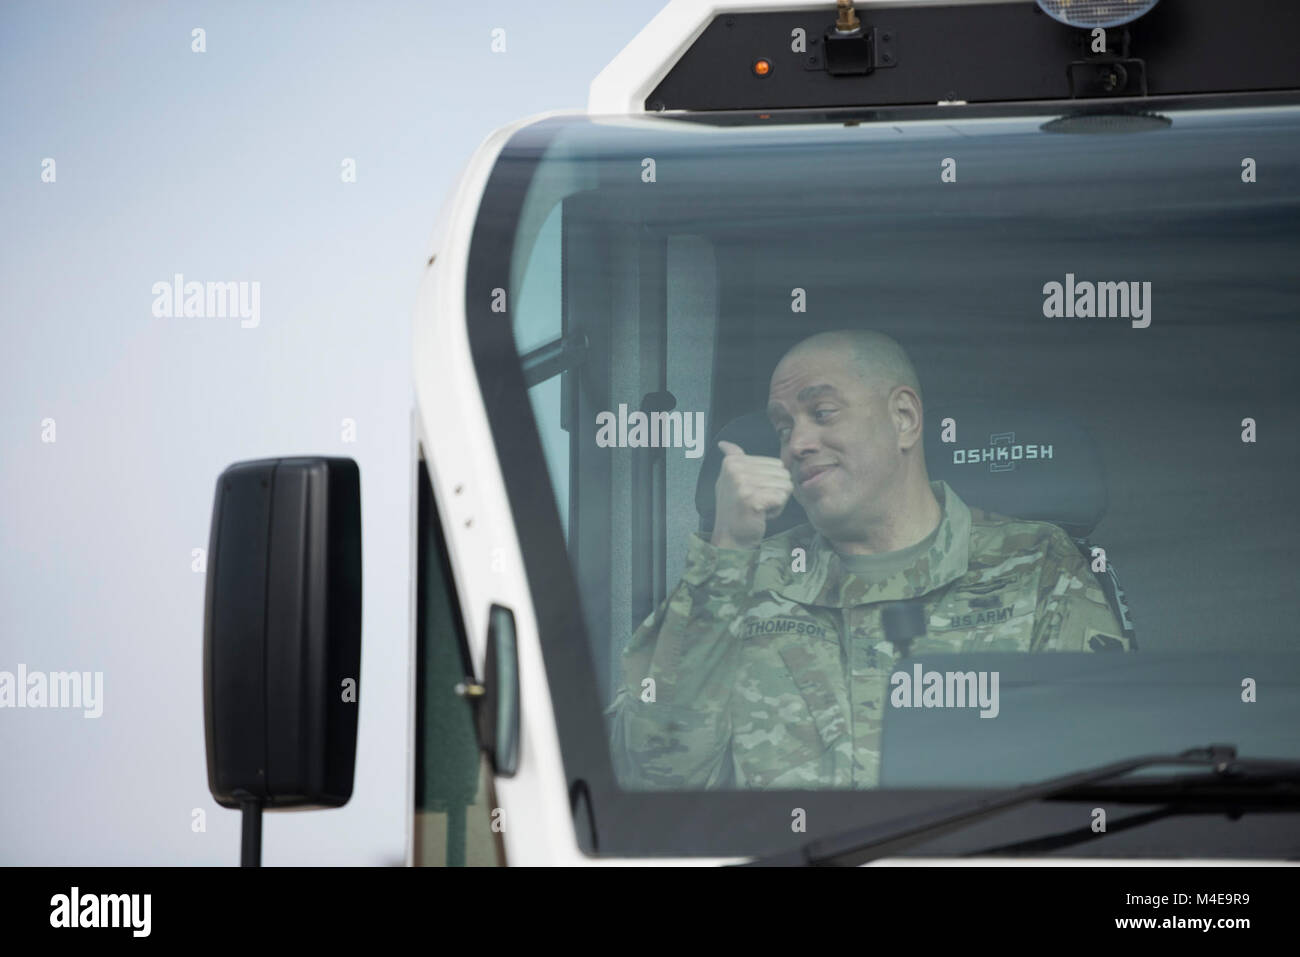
[608,331,1128,790]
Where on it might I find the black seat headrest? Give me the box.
[923,405,1107,538]
[695,405,1107,539]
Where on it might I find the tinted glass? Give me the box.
[470,104,1300,856]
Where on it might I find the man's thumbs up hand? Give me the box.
[711,441,794,550]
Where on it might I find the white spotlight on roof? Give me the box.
[1036,0,1161,29]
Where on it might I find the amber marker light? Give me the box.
[752,57,772,77]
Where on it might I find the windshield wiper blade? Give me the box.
[745,744,1300,867]
[1051,764,1300,804]
[963,766,1300,857]
[961,804,1183,857]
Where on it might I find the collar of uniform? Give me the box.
[755,480,972,607]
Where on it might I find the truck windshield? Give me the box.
[463,103,1300,858]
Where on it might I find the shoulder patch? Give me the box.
[1086,628,1127,652]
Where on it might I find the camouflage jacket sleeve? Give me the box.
[606,533,756,789]
[1031,528,1130,652]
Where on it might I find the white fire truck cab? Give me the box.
[204,0,1300,866]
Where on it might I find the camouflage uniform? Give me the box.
[607,480,1128,790]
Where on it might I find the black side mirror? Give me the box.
[203,457,362,866]
[478,605,520,777]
